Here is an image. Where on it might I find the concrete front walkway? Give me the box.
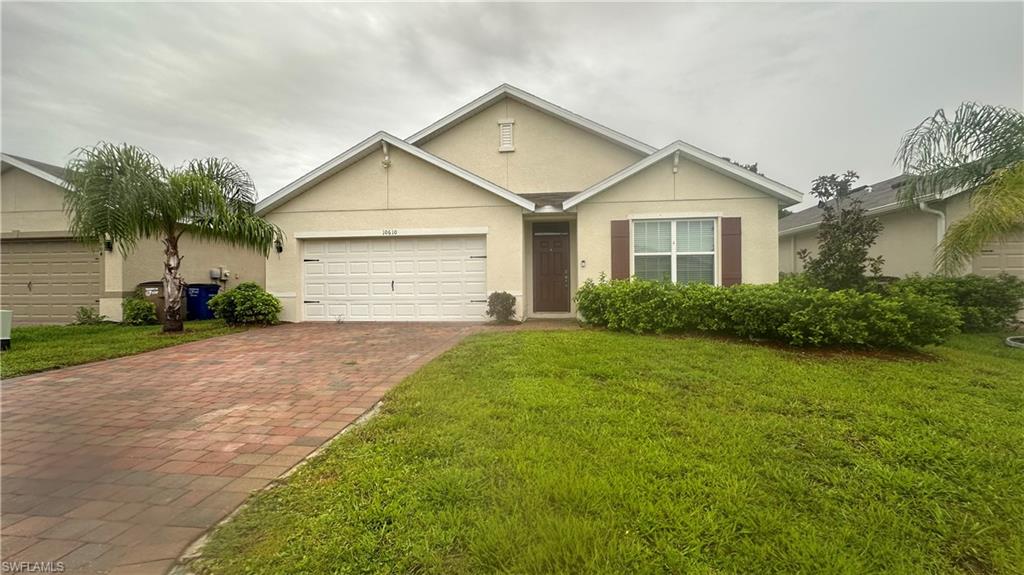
[1,323,478,574]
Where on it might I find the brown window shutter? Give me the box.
[610,220,630,280]
[721,217,742,286]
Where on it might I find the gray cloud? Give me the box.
[3,2,1021,208]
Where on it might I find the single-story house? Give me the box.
[0,153,266,324]
[779,175,1023,279]
[257,84,803,322]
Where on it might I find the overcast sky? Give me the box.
[2,2,1021,209]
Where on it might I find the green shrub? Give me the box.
[575,278,961,348]
[888,274,1024,331]
[486,292,517,323]
[208,282,281,326]
[121,298,158,326]
[75,307,107,325]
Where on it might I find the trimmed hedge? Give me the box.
[885,274,1024,331]
[208,282,282,326]
[575,278,962,348]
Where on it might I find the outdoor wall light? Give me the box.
[274,239,283,254]
[103,239,113,252]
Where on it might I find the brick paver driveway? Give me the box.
[1,323,477,574]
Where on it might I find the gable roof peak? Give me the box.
[1,153,67,186]
[256,132,535,214]
[406,84,657,156]
[561,140,803,210]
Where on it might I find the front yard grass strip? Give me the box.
[196,330,1024,574]
[1,320,245,378]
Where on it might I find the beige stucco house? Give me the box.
[1,154,267,324]
[258,84,803,322]
[779,175,1023,279]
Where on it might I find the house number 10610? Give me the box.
[382,229,399,236]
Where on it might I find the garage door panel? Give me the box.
[0,239,101,325]
[302,235,486,322]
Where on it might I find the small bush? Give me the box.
[486,292,517,323]
[208,282,281,326]
[888,274,1024,331]
[75,307,107,325]
[575,278,961,348]
[121,298,158,326]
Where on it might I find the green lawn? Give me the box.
[1,320,245,378]
[196,330,1024,575]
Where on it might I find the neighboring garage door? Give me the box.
[975,231,1024,279]
[0,239,102,324]
[303,235,487,321]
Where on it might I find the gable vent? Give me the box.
[498,119,515,152]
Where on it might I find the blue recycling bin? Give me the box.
[185,284,221,321]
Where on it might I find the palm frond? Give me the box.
[936,161,1024,274]
[63,143,169,253]
[895,102,1024,205]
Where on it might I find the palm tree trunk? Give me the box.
[162,234,185,332]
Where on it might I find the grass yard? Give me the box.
[1,320,245,378]
[196,330,1024,575]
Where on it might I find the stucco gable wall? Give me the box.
[594,156,769,204]
[267,148,510,215]
[1,168,69,234]
[419,97,645,193]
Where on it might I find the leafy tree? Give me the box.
[723,157,763,176]
[63,143,282,332]
[895,102,1024,274]
[797,171,885,290]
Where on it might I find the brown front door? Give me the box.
[532,222,571,312]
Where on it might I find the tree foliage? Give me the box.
[797,171,885,291]
[63,143,282,332]
[895,102,1024,274]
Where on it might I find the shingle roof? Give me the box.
[779,174,909,234]
[2,154,67,181]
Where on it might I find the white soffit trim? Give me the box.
[0,154,67,187]
[562,141,804,210]
[256,132,535,214]
[406,84,658,155]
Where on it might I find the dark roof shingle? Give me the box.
[779,175,908,233]
[2,154,67,181]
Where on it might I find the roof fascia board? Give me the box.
[0,154,67,187]
[778,189,959,237]
[256,133,534,215]
[562,141,803,210]
[406,84,657,155]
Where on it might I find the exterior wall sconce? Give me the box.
[103,239,113,252]
[274,239,283,254]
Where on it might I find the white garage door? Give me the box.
[302,235,487,321]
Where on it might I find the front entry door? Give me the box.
[532,222,571,312]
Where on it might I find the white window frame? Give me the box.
[631,217,720,285]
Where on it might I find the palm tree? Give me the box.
[63,143,282,332]
[895,102,1024,274]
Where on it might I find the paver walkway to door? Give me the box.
[1,323,478,574]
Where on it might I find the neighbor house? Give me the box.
[257,84,803,322]
[0,153,266,324]
[779,175,1023,279]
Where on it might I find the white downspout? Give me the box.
[918,201,946,245]
[918,201,946,273]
